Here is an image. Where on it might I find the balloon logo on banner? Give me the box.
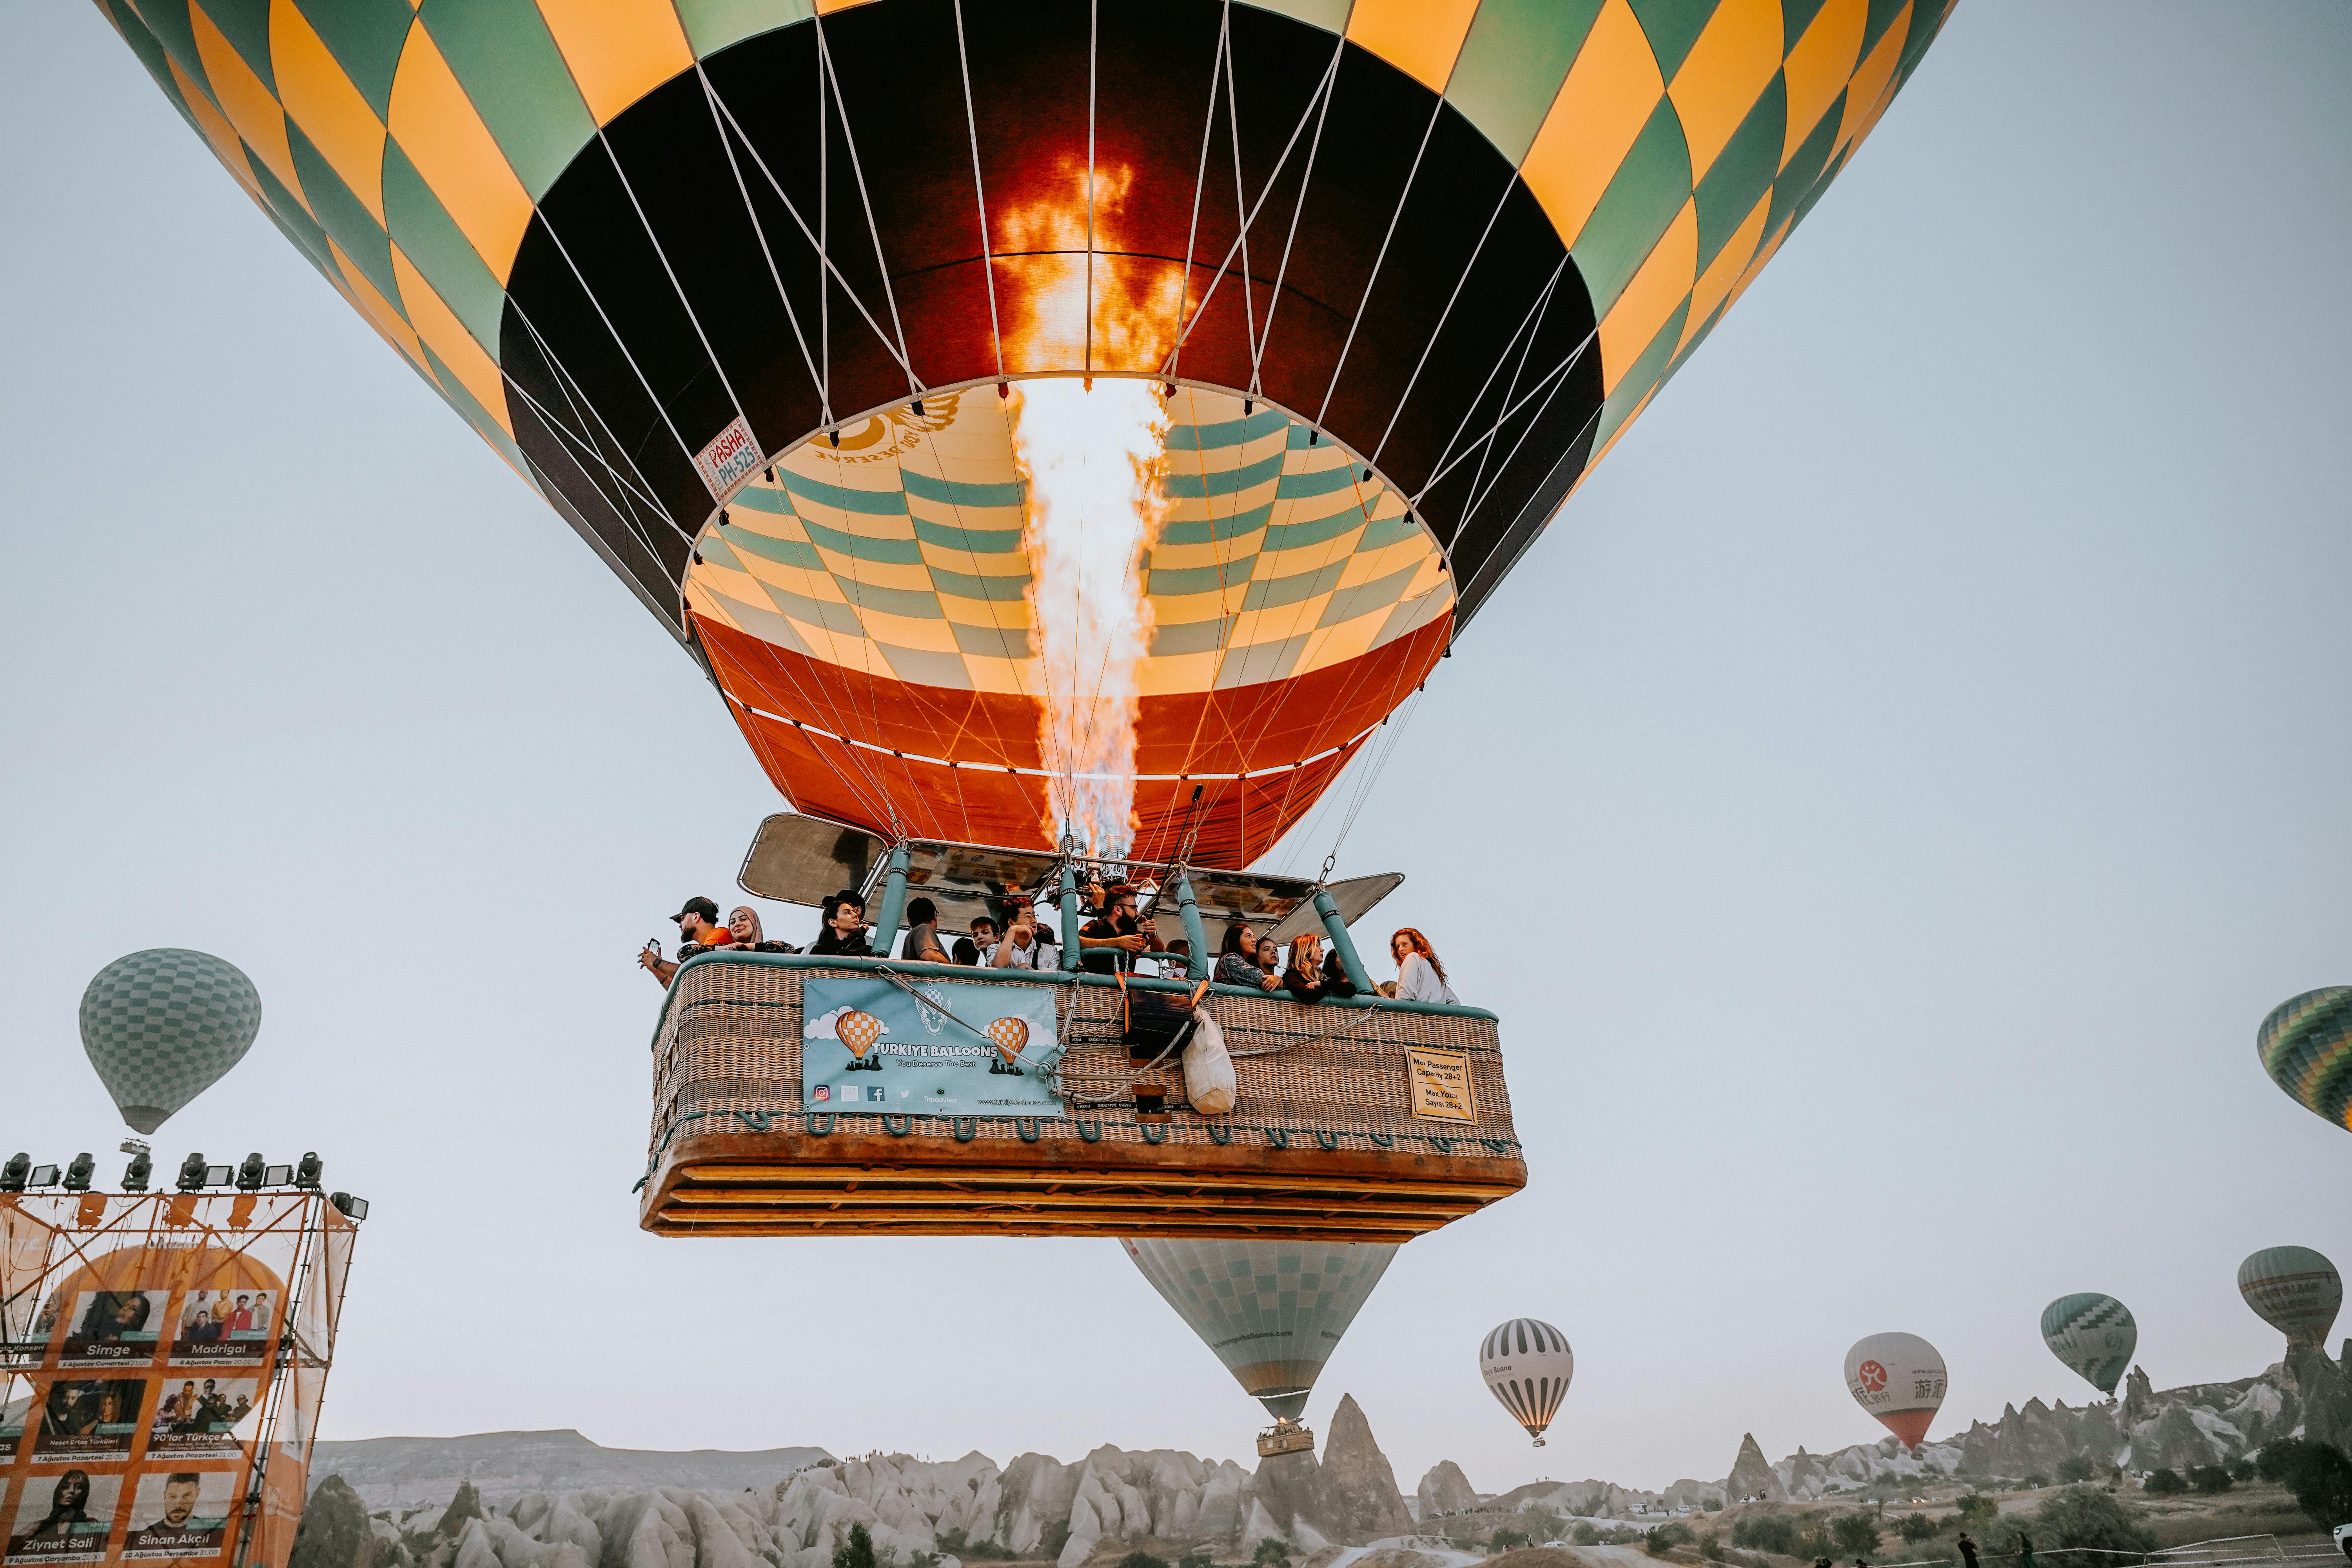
[986,1016,1028,1065]
[838,1011,884,1060]
[1858,1359,1888,1393]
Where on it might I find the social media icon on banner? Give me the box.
[812,1085,831,1102]
[867,1086,886,1103]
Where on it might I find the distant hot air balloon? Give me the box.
[1122,1239,1392,1445]
[2040,1295,2136,1398]
[79,950,262,1134]
[1479,1318,1573,1447]
[1844,1332,1946,1452]
[2238,1247,2343,1350]
[2258,989,2352,1134]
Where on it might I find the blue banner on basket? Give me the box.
[802,977,1063,1116]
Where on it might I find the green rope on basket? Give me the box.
[808,1114,834,1136]
[883,1114,913,1136]
[1267,1127,1291,1149]
[733,1109,771,1132]
[1140,1122,1167,1144]
[953,1117,978,1143]
[1076,1117,1102,1142]
[1314,1129,1339,1150]
[1368,1132,1395,1148]
[1208,1123,1233,1145]
[1016,1118,1042,1143]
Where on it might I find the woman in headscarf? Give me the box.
[1389,928,1459,1004]
[726,906,796,953]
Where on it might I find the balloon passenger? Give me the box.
[1080,884,1165,975]
[1216,924,1279,991]
[809,891,873,958]
[1390,928,1459,1004]
[897,897,950,962]
[1283,934,1357,1004]
[728,906,796,954]
[951,916,998,965]
[638,897,728,985]
[987,897,1059,970]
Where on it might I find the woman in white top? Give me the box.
[1389,928,1459,1004]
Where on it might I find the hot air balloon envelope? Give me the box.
[91,0,1956,865]
[1480,1318,1573,1446]
[1122,1239,1393,1419]
[2040,1294,2136,1397]
[2258,988,2352,1134]
[79,950,262,1133]
[2239,1247,2343,1350]
[1845,1332,1946,1452]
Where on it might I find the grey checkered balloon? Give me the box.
[79,949,262,1132]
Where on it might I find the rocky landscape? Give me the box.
[290,1346,2352,1568]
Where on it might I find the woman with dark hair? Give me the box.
[1389,927,1458,1004]
[897,897,949,962]
[809,892,871,958]
[26,1471,93,1539]
[1282,934,1357,1004]
[1215,924,1277,991]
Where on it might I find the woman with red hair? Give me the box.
[1389,929,1458,1004]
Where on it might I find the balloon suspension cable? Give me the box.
[866,962,1061,1074]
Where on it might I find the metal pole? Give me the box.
[1313,888,1372,993]
[1174,873,1210,980]
[872,842,913,957]
[1058,859,1083,972]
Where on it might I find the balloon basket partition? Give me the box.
[639,951,1525,1239]
[0,1192,356,1568]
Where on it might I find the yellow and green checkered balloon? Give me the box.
[2258,986,2352,1135]
[78,949,263,1134]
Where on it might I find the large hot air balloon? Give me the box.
[1480,1317,1573,1447]
[2258,989,2352,1135]
[1122,1238,1391,1453]
[88,0,1955,866]
[1844,1332,1945,1452]
[2239,1247,2343,1351]
[2040,1294,2136,1399]
[79,951,263,1133]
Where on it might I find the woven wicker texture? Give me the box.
[650,955,1515,1160]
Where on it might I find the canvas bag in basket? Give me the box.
[1183,1004,1237,1114]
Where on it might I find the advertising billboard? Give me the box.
[802,977,1063,1116]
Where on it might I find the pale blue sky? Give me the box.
[3,2,2349,1494]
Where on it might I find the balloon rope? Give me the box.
[1165,15,1227,382]
[1408,258,1568,545]
[1366,167,1528,472]
[507,307,679,533]
[701,80,914,384]
[1410,325,1598,512]
[532,207,704,470]
[1448,380,1611,613]
[813,15,923,400]
[697,64,828,424]
[1313,93,1446,430]
[1219,6,1257,389]
[595,125,756,443]
[1449,265,1568,550]
[1084,0,1096,378]
[1248,47,1342,399]
[950,0,1004,383]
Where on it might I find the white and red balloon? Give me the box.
[1844,1332,1946,1452]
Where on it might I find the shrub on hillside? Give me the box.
[1250,1542,1292,1568]
[1955,1495,1999,1528]
[2055,1458,2094,1486]
[2024,1475,2049,1491]
[2031,1487,2157,1557]
[1572,1524,1604,1546]
[835,1525,878,1568]
[1728,1514,1796,1555]
[2188,1466,2232,1495]
[1490,1530,1530,1552]
[1644,1522,1695,1556]
[2141,1471,2186,1497]
[1897,1515,1938,1543]
[1829,1514,1880,1557]
[2280,1445,2352,1532]
[1114,1553,1169,1568]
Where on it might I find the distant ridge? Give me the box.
[308,1428,831,1510]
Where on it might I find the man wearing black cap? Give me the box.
[637,897,727,985]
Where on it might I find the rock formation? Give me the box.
[1414,1461,1479,1519]
[1723,1436,1782,1505]
[1321,1396,1413,1540]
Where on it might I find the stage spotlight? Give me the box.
[177,1154,208,1193]
[329,1192,370,1221]
[122,1151,152,1192]
[295,1153,323,1191]
[236,1154,266,1191]
[0,1154,29,1193]
[63,1154,94,1193]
